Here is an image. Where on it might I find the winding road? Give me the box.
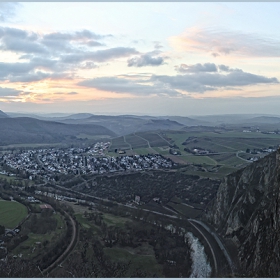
[188,219,234,277]
[41,211,77,276]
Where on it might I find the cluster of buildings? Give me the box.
[1,143,175,181]
[246,146,277,162]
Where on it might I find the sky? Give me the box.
[0,2,280,116]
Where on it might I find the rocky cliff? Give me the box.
[207,148,280,277]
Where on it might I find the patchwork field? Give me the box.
[107,129,280,177]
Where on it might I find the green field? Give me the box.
[0,200,28,228]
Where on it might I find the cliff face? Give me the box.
[207,149,280,277]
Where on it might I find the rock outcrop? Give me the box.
[207,148,280,277]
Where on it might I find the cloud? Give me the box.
[154,41,163,49]
[0,60,70,82]
[0,87,22,97]
[78,77,180,96]
[41,30,108,51]
[68,91,78,95]
[85,40,104,47]
[127,54,164,67]
[78,64,278,95]
[1,36,47,54]
[175,63,217,73]
[0,27,114,59]
[80,62,98,69]
[152,69,279,93]
[61,47,138,64]
[0,27,46,54]
[43,29,111,42]
[127,50,165,67]
[8,72,70,83]
[0,62,35,77]
[0,3,19,22]
[218,64,231,72]
[170,27,280,57]
[0,26,138,83]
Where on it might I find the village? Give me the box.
[1,142,175,181]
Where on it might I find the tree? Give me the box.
[0,224,5,235]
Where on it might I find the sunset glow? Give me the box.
[0,2,280,115]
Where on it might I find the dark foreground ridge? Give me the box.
[206,148,280,277]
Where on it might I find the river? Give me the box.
[186,232,212,278]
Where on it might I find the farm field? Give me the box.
[135,132,169,147]
[125,134,149,149]
[106,129,280,178]
[110,136,130,151]
[0,200,28,228]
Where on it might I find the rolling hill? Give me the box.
[58,115,185,136]
[0,117,116,145]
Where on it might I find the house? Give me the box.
[135,195,140,204]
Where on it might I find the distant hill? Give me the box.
[244,116,280,124]
[60,113,94,120]
[165,116,211,126]
[59,115,185,136]
[191,114,280,125]
[137,119,184,131]
[0,117,116,145]
[0,110,9,118]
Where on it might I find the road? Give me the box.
[41,181,235,276]
[123,135,132,150]
[188,219,234,277]
[41,211,77,276]
[188,219,218,275]
[236,150,251,162]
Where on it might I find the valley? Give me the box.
[0,111,280,277]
